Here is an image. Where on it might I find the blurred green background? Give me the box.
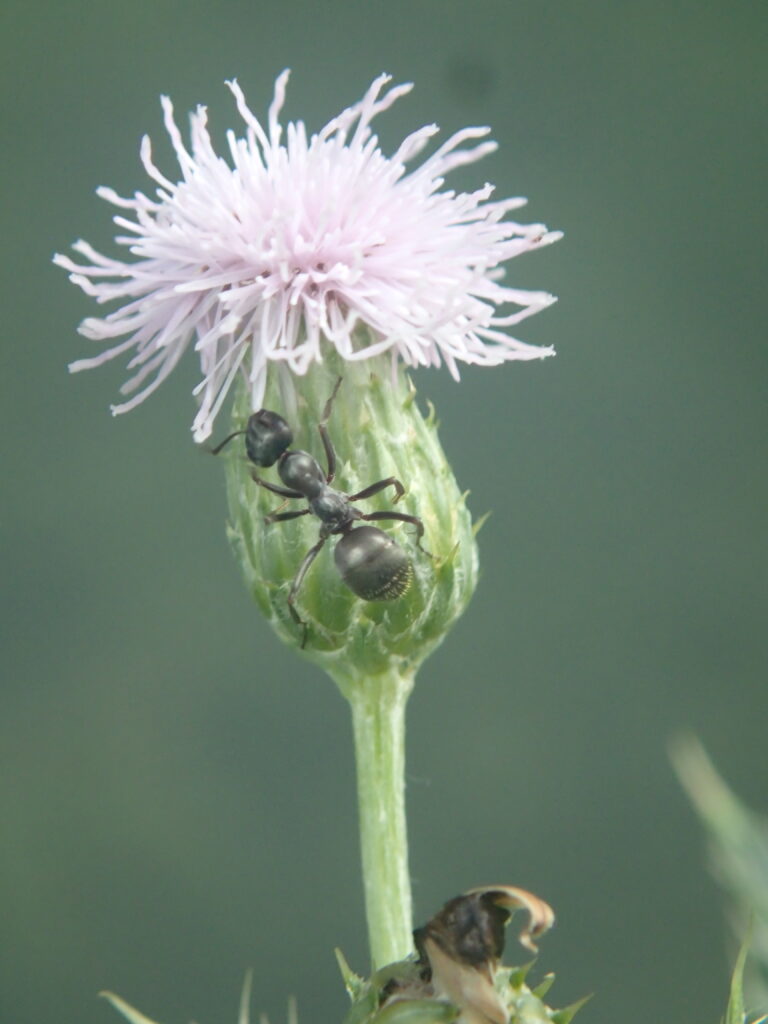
[2,1,767,1022]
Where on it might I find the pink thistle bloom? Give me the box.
[55,71,561,442]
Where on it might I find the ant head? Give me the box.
[245,409,293,467]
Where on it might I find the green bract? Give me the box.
[338,958,587,1024]
[223,350,478,684]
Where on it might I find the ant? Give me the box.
[212,378,428,647]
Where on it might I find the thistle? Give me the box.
[55,71,561,1013]
[339,886,587,1024]
[54,71,560,443]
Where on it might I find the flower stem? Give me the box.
[336,668,415,970]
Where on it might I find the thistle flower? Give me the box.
[54,71,561,442]
[57,75,562,974]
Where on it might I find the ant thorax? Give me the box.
[310,487,358,533]
[277,449,325,497]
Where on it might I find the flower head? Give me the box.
[55,71,561,441]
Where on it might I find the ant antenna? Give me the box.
[209,428,247,456]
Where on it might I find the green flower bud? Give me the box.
[221,349,478,684]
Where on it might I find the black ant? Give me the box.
[212,378,428,647]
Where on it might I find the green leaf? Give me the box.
[531,973,555,999]
[238,970,253,1024]
[100,992,162,1024]
[672,736,768,1010]
[508,961,534,989]
[550,993,592,1024]
[471,510,491,537]
[336,948,367,1001]
[342,987,379,1024]
[722,932,753,1024]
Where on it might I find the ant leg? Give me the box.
[266,497,288,515]
[287,535,328,648]
[318,376,343,484]
[361,510,431,556]
[265,508,310,525]
[251,470,303,500]
[348,476,405,504]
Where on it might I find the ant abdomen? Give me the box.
[334,525,413,601]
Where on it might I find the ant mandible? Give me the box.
[212,378,428,647]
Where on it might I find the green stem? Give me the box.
[336,668,415,970]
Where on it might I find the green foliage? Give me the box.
[723,935,749,1024]
[101,992,160,1024]
[673,737,768,1019]
[501,962,590,1024]
[720,931,768,1024]
[338,954,586,1024]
